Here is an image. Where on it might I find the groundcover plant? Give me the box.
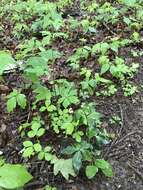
[0,0,143,189]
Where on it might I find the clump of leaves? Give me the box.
[0,163,32,189]
[7,89,27,113]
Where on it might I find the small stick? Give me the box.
[127,162,143,181]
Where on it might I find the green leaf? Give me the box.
[61,146,77,155]
[28,131,36,138]
[98,56,109,65]
[45,153,53,161]
[23,147,34,158]
[33,143,42,152]
[62,122,74,135]
[100,43,109,54]
[7,89,18,99]
[0,164,32,189]
[0,51,15,75]
[53,159,75,180]
[34,86,51,102]
[58,85,79,108]
[23,141,33,147]
[72,151,82,172]
[31,121,40,131]
[38,152,45,160]
[95,159,113,177]
[85,165,98,179]
[101,64,110,74]
[25,56,49,77]
[7,97,17,113]
[17,94,27,109]
[122,0,136,7]
[44,146,52,152]
[37,128,45,137]
[47,105,56,112]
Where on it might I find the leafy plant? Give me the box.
[52,158,75,180]
[22,140,42,158]
[44,185,57,190]
[0,51,15,75]
[7,89,27,113]
[38,146,53,161]
[0,164,32,189]
[86,159,113,179]
[55,82,79,108]
[27,117,45,138]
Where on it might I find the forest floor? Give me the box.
[0,1,143,190]
[0,52,143,190]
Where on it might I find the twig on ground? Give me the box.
[127,162,143,181]
[103,22,116,35]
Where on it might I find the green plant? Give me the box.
[51,158,76,180]
[51,108,78,135]
[0,51,15,75]
[44,185,57,190]
[80,68,96,96]
[110,115,122,125]
[0,163,32,189]
[27,117,45,138]
[55,81,79,108]
[22,140,42,158]
[7,89,27,113]
[38,146,53,162]
[123,83,138,96]
[86,159,113,179]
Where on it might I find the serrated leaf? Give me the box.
[45,153,53,161]
[38,152,45,160]
[23,147,34,158]
[72,151,82,172]
[95,159,113,177]
[62,122,74,135]
[33,143,42,152]
[85,165,98,179]
[61,146,77,155]
[101,64,110,74]
[53,159,75,180]
[28,131,35,138]
[122,0,136,6]
[98,56,109,65]
[17,94,27,109]
[0,164,32,189]
[7,97,17,113]
[0,51,15,75]
[23,141,33,147]
[37,128,45,137]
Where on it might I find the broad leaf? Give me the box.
[0,51,15,75]
[7,97,17,113]
[61,146,77,155]
[95,159,113,177]
[17,94,27,109]
[101,63,110,74]
[0,164,32,189]
[85,165,98,179]
[122,0,137,6]
[72,151,82,172]
[53,159,75,180]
